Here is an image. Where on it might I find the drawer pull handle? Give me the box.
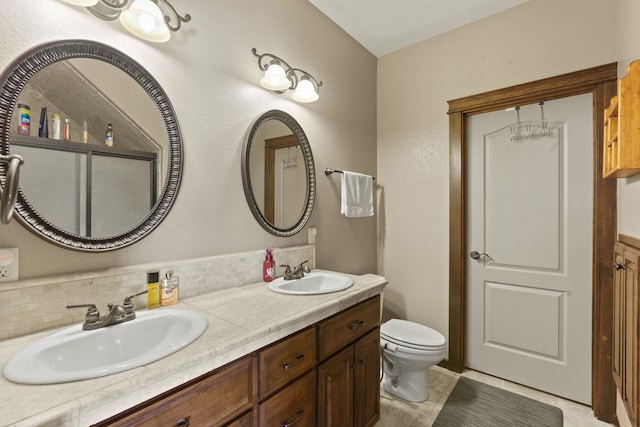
[283,409,304,427]
[282,353,305,370]
[614,262,626,271]
[349,320,365,331]
[176,417,190,427]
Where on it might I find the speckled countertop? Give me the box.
[0,271,387,427]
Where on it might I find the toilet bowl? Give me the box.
[380,319,446,402]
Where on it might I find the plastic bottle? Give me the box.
[16,104,30,135]
[51,113,61,140]
[160,271,179,306]
[82,121,88,143]
[263,249,275,282]
[63,119,71,141]
[105,123,113,147]
[146,270,160,309]
[38,107,48,138]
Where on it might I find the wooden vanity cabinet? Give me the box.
[317,296,381,427]
[95,295,381,427]
[613,240,640,426]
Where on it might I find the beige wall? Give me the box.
[0,0,377,279]
[377,0,617,352]
[617,0,640,240]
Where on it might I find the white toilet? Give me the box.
[380,319,446,402]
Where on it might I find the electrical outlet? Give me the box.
[0,248,19,282]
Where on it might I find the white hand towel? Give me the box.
[341,171,374,217]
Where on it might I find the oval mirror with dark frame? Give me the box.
[242,110,315,237]
[0,40,183,251]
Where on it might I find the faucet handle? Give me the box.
[124,289,148,305]
[66,303,100,323]
[280,264,292,274]
[123,289,148,315]
[297,260,310,272]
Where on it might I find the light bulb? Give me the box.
[260,62,291,91]
[119,0,171,43]
[292,77,319,103]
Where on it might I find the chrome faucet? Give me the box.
[280,260,310,280]
[66,290,148,330]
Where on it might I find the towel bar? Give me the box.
[324,168,375,180]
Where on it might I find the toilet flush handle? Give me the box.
[383,342,398,352]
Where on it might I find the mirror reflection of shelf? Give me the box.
[9,134,158,238]
[9,134,158,158]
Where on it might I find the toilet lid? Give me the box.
[381,319,446,350]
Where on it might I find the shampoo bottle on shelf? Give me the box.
[38,107,48,138]
[263,249,275,282]
[51,113,61,140]
[82,120,88,143]
[105,123,113,147]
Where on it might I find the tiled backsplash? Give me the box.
[0,245,315,341]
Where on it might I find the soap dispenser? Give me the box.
[263,249,275,282]
[160,271,179,306]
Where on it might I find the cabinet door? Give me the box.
[354,329,380,427]
[614,242,625,389]
[317,345,355,427]
[623,246,639,425]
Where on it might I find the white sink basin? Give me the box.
[3,308,208,384]
[268,270,353,295]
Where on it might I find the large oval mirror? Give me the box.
[0,40,182,251]
[242,110,315,237]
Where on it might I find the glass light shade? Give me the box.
[292,78,319,103]
[59,0,99,5]
[260,63,291,91]
[119,0,171,43]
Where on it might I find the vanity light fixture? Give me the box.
[59,0,190,43]
[252,48,323,103]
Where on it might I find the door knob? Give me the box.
[470,251,489,260]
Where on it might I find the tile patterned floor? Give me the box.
[378,366,614,427]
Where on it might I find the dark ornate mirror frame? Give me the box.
[0,40,183,251]
[241,110,315,237]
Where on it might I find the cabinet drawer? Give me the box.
[259,327,316,397]
[225,410,255,427]
[317,296,380,360]
[259,370,316,427]
[103,356,255,427]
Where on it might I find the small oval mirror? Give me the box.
[241,110,315,236]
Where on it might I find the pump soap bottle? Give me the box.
[160,271,179,306]
[263,249,275,282]
[146,270,160,309]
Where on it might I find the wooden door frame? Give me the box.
[447,63,618,422]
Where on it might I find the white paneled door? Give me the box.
[466,94,593,404]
